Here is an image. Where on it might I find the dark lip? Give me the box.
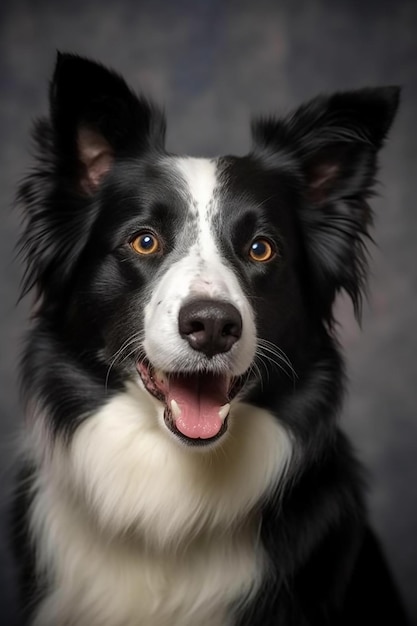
[137,359,244,446]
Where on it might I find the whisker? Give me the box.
[254,353,270,383]
[257,338,296,371]
[109,331,144,364]
[242,360,264,392]
[104,331,145,392]
[119,345,144,365]
[255,338,298,386]
[257,339,298,376]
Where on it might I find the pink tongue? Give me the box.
[167,374,229,439]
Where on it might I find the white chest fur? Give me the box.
[28,386,292,625]
[31,488,262,626]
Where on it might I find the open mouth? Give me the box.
[137,361,242,446]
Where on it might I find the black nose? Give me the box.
[178,299,242,357]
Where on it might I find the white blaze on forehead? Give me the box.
[171,156,224,286]
[173,156,219,217]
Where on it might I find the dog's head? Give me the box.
[19,53,399,446]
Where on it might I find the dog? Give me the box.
[13,52,407,625]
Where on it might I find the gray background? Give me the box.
[0,0,416,623]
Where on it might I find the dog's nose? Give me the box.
[178,300,242,357]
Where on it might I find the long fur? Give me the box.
[14,53,405,625]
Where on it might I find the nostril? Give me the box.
[190,321,205,334]
[222,322,240,338]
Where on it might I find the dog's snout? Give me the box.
[178,300,242,357]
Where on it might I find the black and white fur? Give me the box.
[14,53,406,625]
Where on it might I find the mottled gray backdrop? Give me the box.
[0,0,416,623]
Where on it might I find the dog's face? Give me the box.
[66,152,308,445]
[20,54,399,447]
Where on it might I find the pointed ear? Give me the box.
[50,53,166,193]
[292,87,400,205]
[252,87,400,319]
[17,55,166,302]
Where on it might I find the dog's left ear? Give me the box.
[252,87,400,319]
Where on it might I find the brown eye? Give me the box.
[130,232,160,256]
[249,238,275,263]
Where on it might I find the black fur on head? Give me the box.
[251,86,400,322]
[18,52,400,331]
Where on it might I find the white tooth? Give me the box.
[218,403,231,422]
[170,399,181,420]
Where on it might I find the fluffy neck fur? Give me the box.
[27,385,293,626]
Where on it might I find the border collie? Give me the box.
[13,53,406,625]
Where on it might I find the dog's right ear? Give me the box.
[50,53,166,194]
[18,55,166,301]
